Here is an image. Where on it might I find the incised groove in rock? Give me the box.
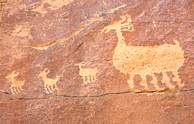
[104,4,127,14]
[102,14,185,92]
[1,88,194,100]
[30,40,60,51]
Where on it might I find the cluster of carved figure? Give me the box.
[6,62,98,94]
[5,14,185,94]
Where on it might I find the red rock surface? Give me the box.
[0,0,194,123]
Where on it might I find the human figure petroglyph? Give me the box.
[102,14,185,92]
[75,62,98,85]
[6,71,24,94]
[38,68,60,94]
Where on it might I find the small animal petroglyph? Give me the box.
[6,71,24,94]
[102,14,185,92]
[75,62,98,85]
[38,68,60,94]
[102,14,134,33]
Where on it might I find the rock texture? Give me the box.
[0,0,194,123]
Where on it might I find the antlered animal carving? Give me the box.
[38,68,60,94]
[102,15,185,92]
[75,62,98,85]
[6,71,24,94]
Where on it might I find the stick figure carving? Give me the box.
[102,14,185,92]
[38,68,60,94]
[75,62,98,85]
[6,71,24,94]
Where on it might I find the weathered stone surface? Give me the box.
[0,0,194,123]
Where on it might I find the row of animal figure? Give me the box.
[5,62,98,94]
[5,14,185,94]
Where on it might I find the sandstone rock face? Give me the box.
[0,0,194,123]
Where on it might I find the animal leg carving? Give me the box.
[150,74,162,91]
[10,82,24,94]
[89,75,93,82]
[44,83,56,94]
[83,76,87,84]
[91,75,94,82]
[44,84,51,94]
[91,75,95,82]
[11,85,24,95]
[162,72,175,90]
[172,71,184,88]
[6,71,25,95]
[87,76,91,84]
[127,74,135,91]
[140,76,149,91]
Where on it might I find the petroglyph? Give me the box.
[32,0,74,14]
[29,28,84,50]
[101,14,134,33]
[75,62,98,85]
[6,71,24,94]
[38,68,60,94]
[102,15,185,92]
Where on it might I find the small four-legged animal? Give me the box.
[6,71,24,94]
[38,68,60,94]
[75,62,98,85]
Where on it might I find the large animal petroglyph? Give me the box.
[75,62,98,85]
[38,68,60,94]
[102,15,185,92]
[6,71,24,94]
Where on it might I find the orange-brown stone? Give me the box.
[0,0,194,123]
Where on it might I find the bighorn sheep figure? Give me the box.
[102,14,185,92]
[38,68,60,94]
[6,71,24,94]
[75,62,98,85]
